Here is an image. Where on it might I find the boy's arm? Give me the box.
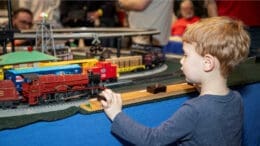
[111,103,198,145]
[118,0,151,11]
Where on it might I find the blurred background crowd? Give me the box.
[0,0,259,56]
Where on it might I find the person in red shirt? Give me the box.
[171,0,200,36]
[206,0,260,56]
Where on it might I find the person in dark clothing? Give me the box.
[60,0,119,28]
[60,1,96,27]
[59,0,119,48]
[6,8,34,46]
[100,16,250,145]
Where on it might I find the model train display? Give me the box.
[38,51,165,74]
[0,61,117,109]
[0,51,165,109]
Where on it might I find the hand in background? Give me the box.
[7,40,28,47]
[100,89,122,121]
[87,11,99,22]
[87,10,101,26]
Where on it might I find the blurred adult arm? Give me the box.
[118,0,152,11]
[205,0,218,17]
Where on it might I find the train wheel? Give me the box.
[145,65,152,70]
[54,93,65,102]
[37,96,45,104]
[66,92,74,101]
[81,91,90,99]
[45,94,54,103]
[109,78,117,83]
[0,101,16,109]
[73,91,82,99]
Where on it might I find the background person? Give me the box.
[9,8,34,46]
[14,0,61,28]
[206,0,260,57]
[171,0,200,36]
[118,0,174,48]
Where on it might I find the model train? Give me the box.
[38,53,165,74]
[22,73,104,105]
[5,64,82,92]
[0,80,19,108]
[0,50,164,109]
[0,61,117,109]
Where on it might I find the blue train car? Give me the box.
[5,64,82,91]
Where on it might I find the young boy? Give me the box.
[100,16,250,146]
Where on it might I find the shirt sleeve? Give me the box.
[111,103,199,145]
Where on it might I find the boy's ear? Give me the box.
[203,54,215,72]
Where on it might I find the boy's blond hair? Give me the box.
[182,16,250,77]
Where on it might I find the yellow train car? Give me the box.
[0,68,3,80]
[106,56,145,73]
[0,65,13,80]
[39,56,146,75]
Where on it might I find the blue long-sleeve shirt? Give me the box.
[111,90,243,146]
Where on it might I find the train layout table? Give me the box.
[0,82,259,146]
[0,57,259,146]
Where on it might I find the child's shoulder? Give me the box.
[183,90,243,115]
[187,90,242,105]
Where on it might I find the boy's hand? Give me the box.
[100,89,122,121]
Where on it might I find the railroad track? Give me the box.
[0,98,89,118]
[105,69,184,93]
[131,69,184,84]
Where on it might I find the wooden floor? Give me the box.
[80,82,196,112]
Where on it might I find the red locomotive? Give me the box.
[22,73,104,105]
[0,80,19,109]
[0,61,117,108]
